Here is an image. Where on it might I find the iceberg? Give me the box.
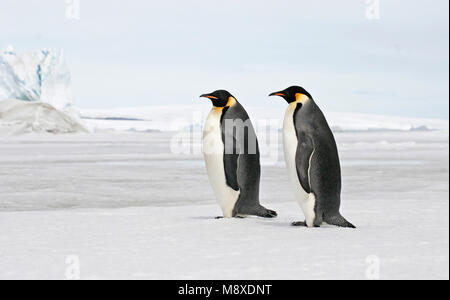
[0,47,87,135]
[0,47,74,111]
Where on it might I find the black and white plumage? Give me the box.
[200,90,277,219]
[270,86,355,228]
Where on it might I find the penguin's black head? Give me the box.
[200,90,235,108]
[269,86,313,104]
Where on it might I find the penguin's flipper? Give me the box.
[295,137,314,194]
[222,129,240,191]
[223,153,239,191]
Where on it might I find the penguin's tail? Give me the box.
[324,213,356,228]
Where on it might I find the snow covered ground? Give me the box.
[81,106,450,133]
[0,129,448,280]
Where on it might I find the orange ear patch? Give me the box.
[226,96,237,107]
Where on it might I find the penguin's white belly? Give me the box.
[203,109,240,218]
[283,104,316,226]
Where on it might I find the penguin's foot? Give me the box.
[216,216,246,219]
[324,214,356,228]
[234,206,277,219]
[292,221,307,227]
[292,221,321,228]
[259,209,278,218]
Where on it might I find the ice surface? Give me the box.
[0,48,74,111]
[0,131,448,279]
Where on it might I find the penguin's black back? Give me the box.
[220,101,261,205]
[294,100,342,214]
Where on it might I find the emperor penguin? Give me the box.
[200,90,277,219]
[269,86,355,228]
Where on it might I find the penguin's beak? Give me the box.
[269,91,286,97]
[200,94,218,100]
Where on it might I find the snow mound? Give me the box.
[0,99,86,136]
[0,48,73,111]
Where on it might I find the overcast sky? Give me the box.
[0,0,448,118]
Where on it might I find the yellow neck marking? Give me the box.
[295,93,310,105]
[213,97,237,111]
